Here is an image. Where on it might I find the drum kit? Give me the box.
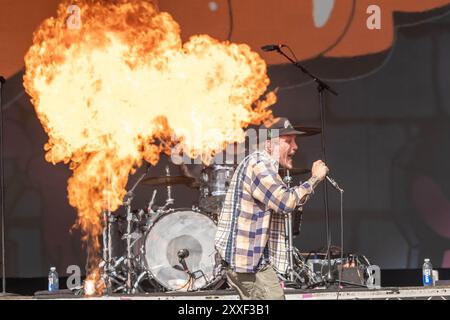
[97,127,324,294]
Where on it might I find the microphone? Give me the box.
[177,249,190,273]
[261,44,284,52]
[177,249,189,259]
[326,176,344,193]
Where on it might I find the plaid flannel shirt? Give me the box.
[215,151,315,274]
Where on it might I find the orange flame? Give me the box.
[23,0,275,290]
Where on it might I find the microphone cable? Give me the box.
[336,188,344,300]
[281,44,298,63]
[226,0,234,40]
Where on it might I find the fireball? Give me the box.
[23,0,275,289]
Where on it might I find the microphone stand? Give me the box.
[0,76,14,297]
[272,47,338,286]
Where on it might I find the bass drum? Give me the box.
[143,209,221,291]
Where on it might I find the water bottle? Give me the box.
[48,267,59,292]
[422,258,433,286]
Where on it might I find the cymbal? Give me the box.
[293,126,321,136]
[189,181,201,189]
[279,167,311,176]
[142,176,196,187]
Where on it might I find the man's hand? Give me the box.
[311,160,329,181]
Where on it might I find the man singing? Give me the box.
[215,117,329,300]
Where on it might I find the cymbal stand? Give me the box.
[282,170,303,284]
[101,210,113,294]
[121,168,151,293]
[122,194,134,293]
[99,211,127,294]
[146,189,157,214]
[160,166,174,211]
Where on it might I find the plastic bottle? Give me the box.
[48,267,59,292]
[422,258,433,286]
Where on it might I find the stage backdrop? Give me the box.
[1,0,450,278]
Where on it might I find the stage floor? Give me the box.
[2,285,450,300]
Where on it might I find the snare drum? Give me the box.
[199,164,236,213]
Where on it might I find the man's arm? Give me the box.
[249,160,322,213]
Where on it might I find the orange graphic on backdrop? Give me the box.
[1,0,449,78]
[159,0,450,62]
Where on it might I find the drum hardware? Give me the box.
[175,249,210,292]
[123,191,137,293]
[99,166,151,294]
[98,211,137,294]
[121,227,143,248]
[281,170,305,285]
[142,166,193,211]
[146,189,157,214]
[100,210,113,294]
[198,164,236,213]
[164,166,174,207]
[111,256,126,270]
[97,162,235,294]
[279,171,320,289]
[277,247,318,289]
[202,260,228,290]
[132,270,153,293]
[279,169,340,289]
